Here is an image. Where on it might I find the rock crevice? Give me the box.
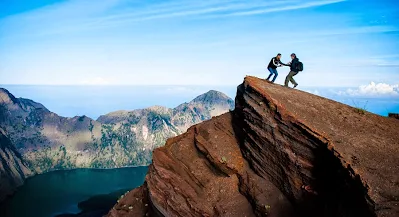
[234,78,376,217]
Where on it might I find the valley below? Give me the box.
[0,88,233,204]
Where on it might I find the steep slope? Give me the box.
[108,76,399,217]
[0,128,32,202]
[107,113,295,217]
[0,88,233,173]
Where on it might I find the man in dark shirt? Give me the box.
[285,53,300,88]
[266,53,288,83]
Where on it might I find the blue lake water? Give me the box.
[0,167,148,217]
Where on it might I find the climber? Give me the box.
[285,53,303,88]
[266,53,289,83]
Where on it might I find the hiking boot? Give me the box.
[293,84,298,88]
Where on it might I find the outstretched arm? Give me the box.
[279,60,290,66]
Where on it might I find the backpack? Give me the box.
[296,61,304,71]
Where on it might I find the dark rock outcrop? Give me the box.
[388,113,399,120]
[107,76,399,217]
[0,128,32,202]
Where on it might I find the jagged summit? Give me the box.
[191,90,232,104]
[97,90,234,129]
[108,76,399,217]
[0,88,18,104]
[98,90,233,122]
[0,87,48,112]
[98,90,232,118]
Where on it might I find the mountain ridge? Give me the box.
[0,88,233,202]
[97,90,232,122]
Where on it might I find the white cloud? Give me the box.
[224,0,345,16]
[89,0,347,28]
[1,0,348,36]
[339,82,399,97]
[304,89,320,95]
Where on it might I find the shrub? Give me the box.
[354,108,366,115]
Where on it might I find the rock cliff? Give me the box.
[107,76,399,217]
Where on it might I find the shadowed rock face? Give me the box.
[234,77,399,217]
[0,128,32,202]
[107,76,399,217]
[388,113,399,120]
[108,113,295,217]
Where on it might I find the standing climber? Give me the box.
[266,53,288,83]
[285,53,303,88]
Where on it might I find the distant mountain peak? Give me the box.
[191,90,232,104]
[0,88,18,104]
[97,90,233,126]
[147,105,169,113]
[0,87,48,112]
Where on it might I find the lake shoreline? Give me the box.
[1,166,149,217]
[0,164,150,203]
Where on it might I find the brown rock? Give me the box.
[107,184,153,217]
[107,112,294,217]
[107,76,399,217]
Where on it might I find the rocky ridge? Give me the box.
[108,76,399,217]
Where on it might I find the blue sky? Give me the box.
[0,0,398,89]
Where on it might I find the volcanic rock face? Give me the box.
[108,113,295,217]
[0,128,32,202]
[108,76,399,217]
[235,77,399,217]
